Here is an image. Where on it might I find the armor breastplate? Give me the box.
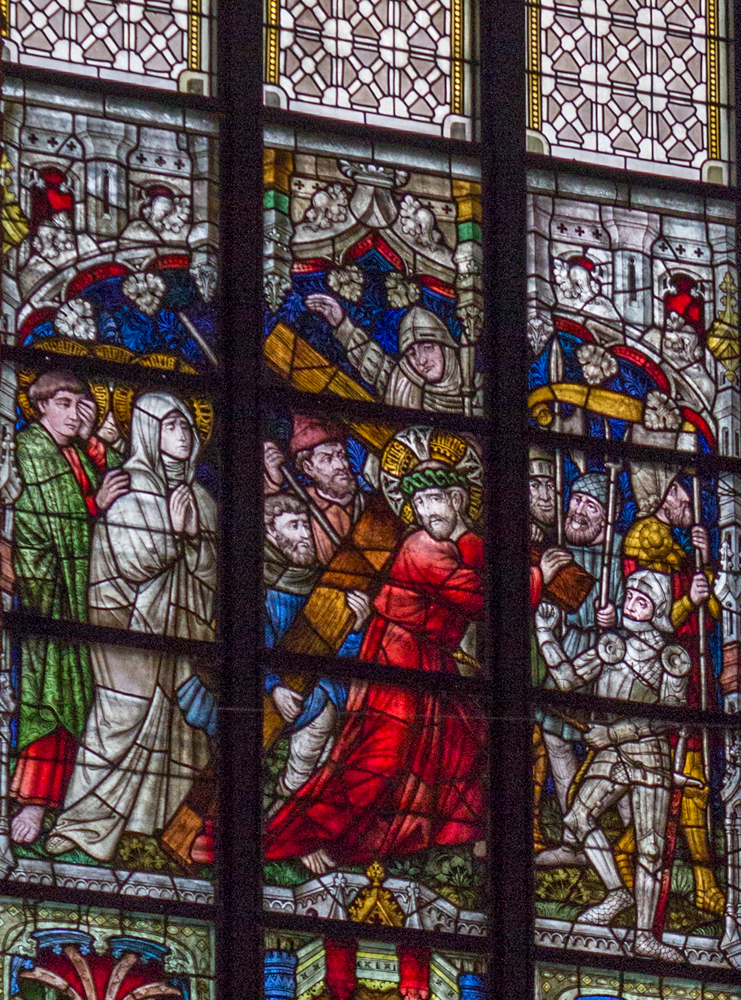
[593,633,662,702]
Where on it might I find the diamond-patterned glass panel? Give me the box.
[3,0,213,93]
[527,0,734,182]
[264,0,477,138]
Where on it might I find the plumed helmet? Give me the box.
[626,568,674,633]
[570,471,609,509]
[398,306,458,355]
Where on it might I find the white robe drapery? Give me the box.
[50,392,217,862]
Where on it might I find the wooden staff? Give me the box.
[555,449,564,548]
[653,727,703,938]
[599,461,620,618]
[692,475,712,841]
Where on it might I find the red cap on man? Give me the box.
[289,415,346,456]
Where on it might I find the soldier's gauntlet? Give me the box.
[607,719,641,744]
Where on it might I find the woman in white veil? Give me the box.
[46,391,217,863]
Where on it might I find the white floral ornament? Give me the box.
[123,272,167,316]
[304,184,349,231]
[385,274,420,309]
[643,390,682,431]
[527,315,551,356]
[399,195,442,252]
[54,299,96,341]
[576,343,618,386]
[328,266,364,302]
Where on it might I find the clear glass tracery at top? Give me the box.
[527,0,734,182]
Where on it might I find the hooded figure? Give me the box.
[309,296,484,415]
[45,391,217,862]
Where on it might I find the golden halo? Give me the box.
[379,427,483,521]
[17,370,110,427]
[134,353,198,375]
[112,385,213,444]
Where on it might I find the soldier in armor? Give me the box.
[535,569,692,962]
[621,464,723,915]
[535,471,624,867]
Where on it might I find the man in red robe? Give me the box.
[264,462,486,876]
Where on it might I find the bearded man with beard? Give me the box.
[621,466,723,915]
[535,472,624,867]
[263,493,347,815]
[264,416,365,566]
[264,465,486,876]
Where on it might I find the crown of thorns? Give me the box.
[401,467,468,497]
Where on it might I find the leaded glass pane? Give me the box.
[527,170,739,455]
[263,670,488,932]
[526,0,734,182]
[263,407,485,662]
[3,0,214,93]
[0,631,216,900]
[0,363,218,638]
[264,128,483,415]
[534,708,731,965]
[528,446,741,713]
[0,896,215,992]
[263,0,477,137]
[264,931,488,997]
[2,79,220,371]
[536,964,734,1000]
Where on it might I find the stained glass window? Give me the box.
[2,0,214,93]
[264,931,487,998]
[526,0,734,182]
[2,79,220,371]
[0,362,217,638]
[534,706,731,963]
[263,671,488,932]
[528,446,741,713]
[0,630,216,900]
[262,408,484,661]
[264,128,483,415]
[527,170,739,455]
[0,895,214,995]
[536,963,741,1000]
[263,0,477,137]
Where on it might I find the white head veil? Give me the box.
[124,391,200,494]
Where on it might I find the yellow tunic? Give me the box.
[623,515,719,629]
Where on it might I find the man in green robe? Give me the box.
[10,371,129,845]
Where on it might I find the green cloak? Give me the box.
[13,422,122,749]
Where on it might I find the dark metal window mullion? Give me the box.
[216,0,265,991]
[479,0,531,998]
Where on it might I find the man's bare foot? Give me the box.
[301,849,335,875]
[473,840,486,858]
[11,805,44,844]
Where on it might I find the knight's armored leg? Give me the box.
[632,775,682,961]
[680,748,723,915]
[564,775,632,924]
[536,730,588,866]
[533,724,547,852]
[267,703,337,818]
[543,731,579,813]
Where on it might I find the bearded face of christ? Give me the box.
[412,486,466,541]
[565,492,606,546]
[270,509,317,567]
[303,441,357,504]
